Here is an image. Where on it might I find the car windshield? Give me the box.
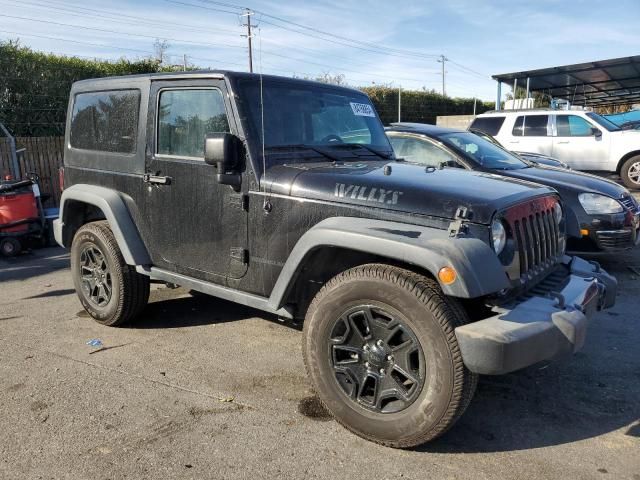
[586,112,621,132]
[438,131,529,170]
[233,77,393,167]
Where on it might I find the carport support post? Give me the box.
[525,77,530,106]
[513,78,518,108]
[496,81,502,111]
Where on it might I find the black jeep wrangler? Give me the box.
[55,71,616,448]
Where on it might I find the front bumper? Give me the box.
[455,256,617,375]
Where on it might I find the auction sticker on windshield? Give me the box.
[350,102,375,117]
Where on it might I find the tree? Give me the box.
[153,39,170,65]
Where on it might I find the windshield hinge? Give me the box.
[448,206,470,237]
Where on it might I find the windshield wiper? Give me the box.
[326,143,394,160]
[265,144,342,162]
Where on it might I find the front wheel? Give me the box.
[620,156,640,190]
[302,264,477,448]
[71,221,149,326]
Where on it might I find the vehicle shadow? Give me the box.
[133,288,298,330]
[0,247,69,282]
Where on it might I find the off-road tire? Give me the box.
[302,264,477,448]
[620,155,640,190]
[71,221,149,326]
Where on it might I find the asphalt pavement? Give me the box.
[1,245,639,480]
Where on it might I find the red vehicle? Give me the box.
[0,174,46,256]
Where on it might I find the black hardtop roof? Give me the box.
[386,122,466,136]
[71,70,367,95]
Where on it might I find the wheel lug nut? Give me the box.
[387,355,393,361]
[376,340,384,347]
[379,368,385,375]
[363,345,370,351]
[364,362,370,368]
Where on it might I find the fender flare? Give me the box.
[267,217,509,310]
[54,184,151,266]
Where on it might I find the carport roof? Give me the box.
[493,56,640,107]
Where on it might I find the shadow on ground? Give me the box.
[0,247,69,282]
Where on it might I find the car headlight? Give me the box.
[578,193,623,214]
[553,202,563,223]
[491,219,506,254]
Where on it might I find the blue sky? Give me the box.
[1,0,639,100]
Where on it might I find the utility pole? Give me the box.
[242,8,254,73]
[398,86,401,122]
[183,54,187,71]
[437,55,448,97]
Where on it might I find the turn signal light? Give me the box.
[580,229,589,236]
[438,266,457,285]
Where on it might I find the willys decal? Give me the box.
[334,183,404,205]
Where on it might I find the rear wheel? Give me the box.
[302,264,477,448]
[620,155,640,190]
[0,237,21,257]
[71,221,149,326]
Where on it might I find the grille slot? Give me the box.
[506,200,560,278]
[596,230,632,249]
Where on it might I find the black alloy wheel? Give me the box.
[329,304,425,414]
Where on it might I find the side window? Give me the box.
[556,115,593,136]
[157,89,229,158]
[70,90,140,153]
[512,115,549,137]
[469,116,505,136]
[389,136,458,167]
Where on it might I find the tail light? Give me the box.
[58,166,65,191]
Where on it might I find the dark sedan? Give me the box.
[386,123,640,253]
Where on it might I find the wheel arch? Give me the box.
[56,184,151,266]
[616,150,640,173]
[267,217,510,314]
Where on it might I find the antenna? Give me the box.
[257,26,270,211]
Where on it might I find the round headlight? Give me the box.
[491,219,506,254]
[553,202,563,223]
[578,193,623,214]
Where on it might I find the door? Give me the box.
[551,114,610,170]
[507,114,553,155]
[145,80,248,281]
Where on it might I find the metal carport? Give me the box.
[492,55,640,110]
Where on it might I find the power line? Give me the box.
[0,0,241,36]
[194,0,442,60]
[0,13,246,50]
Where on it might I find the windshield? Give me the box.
[234,77,392,166]
[586,112,621,132]
[439,131,528,170]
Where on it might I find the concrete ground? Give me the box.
[1,246,639,480]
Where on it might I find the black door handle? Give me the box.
[143,174,172,185]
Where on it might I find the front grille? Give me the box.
[620,194,639,212]
[504,196,561,279]
[596,230,632,249]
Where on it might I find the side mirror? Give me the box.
[204,133,242,188]
[591,127,602,139]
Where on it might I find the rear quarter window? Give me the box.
[70,90,140,154]
[469,116,505,136]
[512,115,549,137]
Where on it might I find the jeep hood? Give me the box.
[262,161,555,224]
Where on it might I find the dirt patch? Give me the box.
[297,396,332,422]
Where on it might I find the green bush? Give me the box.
[361,86,494,125]
[0,40,160,136]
